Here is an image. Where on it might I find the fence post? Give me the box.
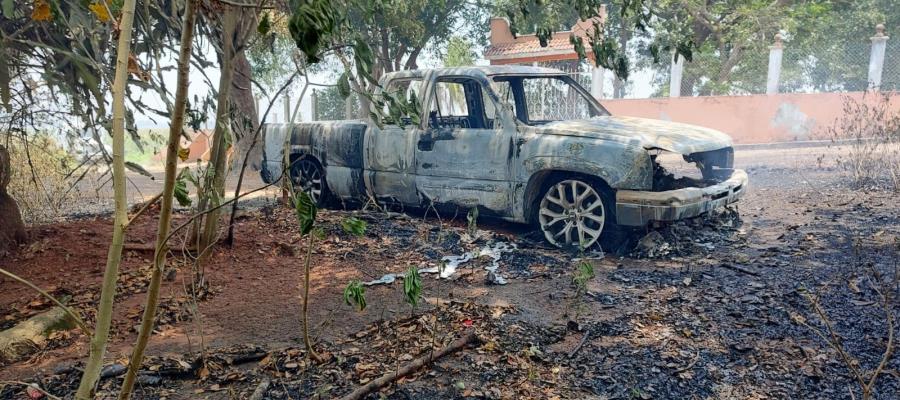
[591,66,604,99]
[868,24,889,90]
[669,53,684,98]
[310,90,319,121]
[283,94,291,123]
[766,33,784,95]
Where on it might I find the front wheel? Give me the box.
[290,158,329,206]
[537,178,615,250]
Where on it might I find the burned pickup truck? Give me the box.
[260,66,747,249]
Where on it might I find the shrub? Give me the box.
[826,91,900,190]
[5,134,94,223]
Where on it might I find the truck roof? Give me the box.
[382,65,566,82]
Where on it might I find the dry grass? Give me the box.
[5,134,100,224]
[825,91,900,190]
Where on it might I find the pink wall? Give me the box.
[601,92,900,144]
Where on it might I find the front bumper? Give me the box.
[615,169,748,226]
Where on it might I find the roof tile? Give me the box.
[484,37,575,59]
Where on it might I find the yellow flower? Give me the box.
[88,2,111,22]
[31,0,52,22]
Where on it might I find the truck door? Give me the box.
[362,77,423,205]
[414,75,515,216]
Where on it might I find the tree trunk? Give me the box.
[0,144,26,253]
[117,2,199,399]
[613,24,631,99]
[230,50,260,170]
[74,0,138,397]
[195,9,237,261]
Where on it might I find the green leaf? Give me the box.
[337,71,351,99]
[341,217,367,236]
[257,12,272,36]
[293,190,317,235]
[174,173,192,207]
[125,161,154,178]
[1,0,14,19]
[403,266,422,309]
[181,167,199,187]
[573,260,595,290]
[343,280,367,311]
[287,0,340,64]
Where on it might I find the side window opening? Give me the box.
[428,78,493,130]
[491,75,606,125]
[383,78,424,125]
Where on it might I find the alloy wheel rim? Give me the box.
[538,180,605,249]
[293,160,323,203]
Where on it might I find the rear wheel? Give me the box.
[291,158,329,206]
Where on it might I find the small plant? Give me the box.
[572,260,595,296]
[341,216,367,236]
[343,280,367,311]
[466,207,479,237]
[403,266,422,312]
[293,190,322,362]
[294,191,317,235]
[567,241,597,319]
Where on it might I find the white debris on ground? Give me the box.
[363,273,397,286]
[364,241,518,286]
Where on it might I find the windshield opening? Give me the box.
[491,75,608,125]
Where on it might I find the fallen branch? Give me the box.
[0,268,90,334]
[248,378,271,400]
[720,263,759,276]
[338,331,478,400]
[568,330,591,358]
[127,192,162,225]
[675,350,700,374]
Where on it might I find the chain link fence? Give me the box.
[675,31,891,96]
[781,41,871,93]
[883,38,900,91]
[310,31,896,118]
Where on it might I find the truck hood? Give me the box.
[539,116,734,154]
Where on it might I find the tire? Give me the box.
[290,157,330,207]
[535,176,626,252]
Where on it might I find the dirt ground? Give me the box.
[1,145,898,399]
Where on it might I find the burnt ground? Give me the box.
[1,146,899,399]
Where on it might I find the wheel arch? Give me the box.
[288,152,323,168]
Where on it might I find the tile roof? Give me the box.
[484,36,577,60]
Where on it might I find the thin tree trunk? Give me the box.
[117,2,199,398]
[302,231,321,362]
[74,0,138,397]
[195,10,237,260]
[613,24,631,99]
